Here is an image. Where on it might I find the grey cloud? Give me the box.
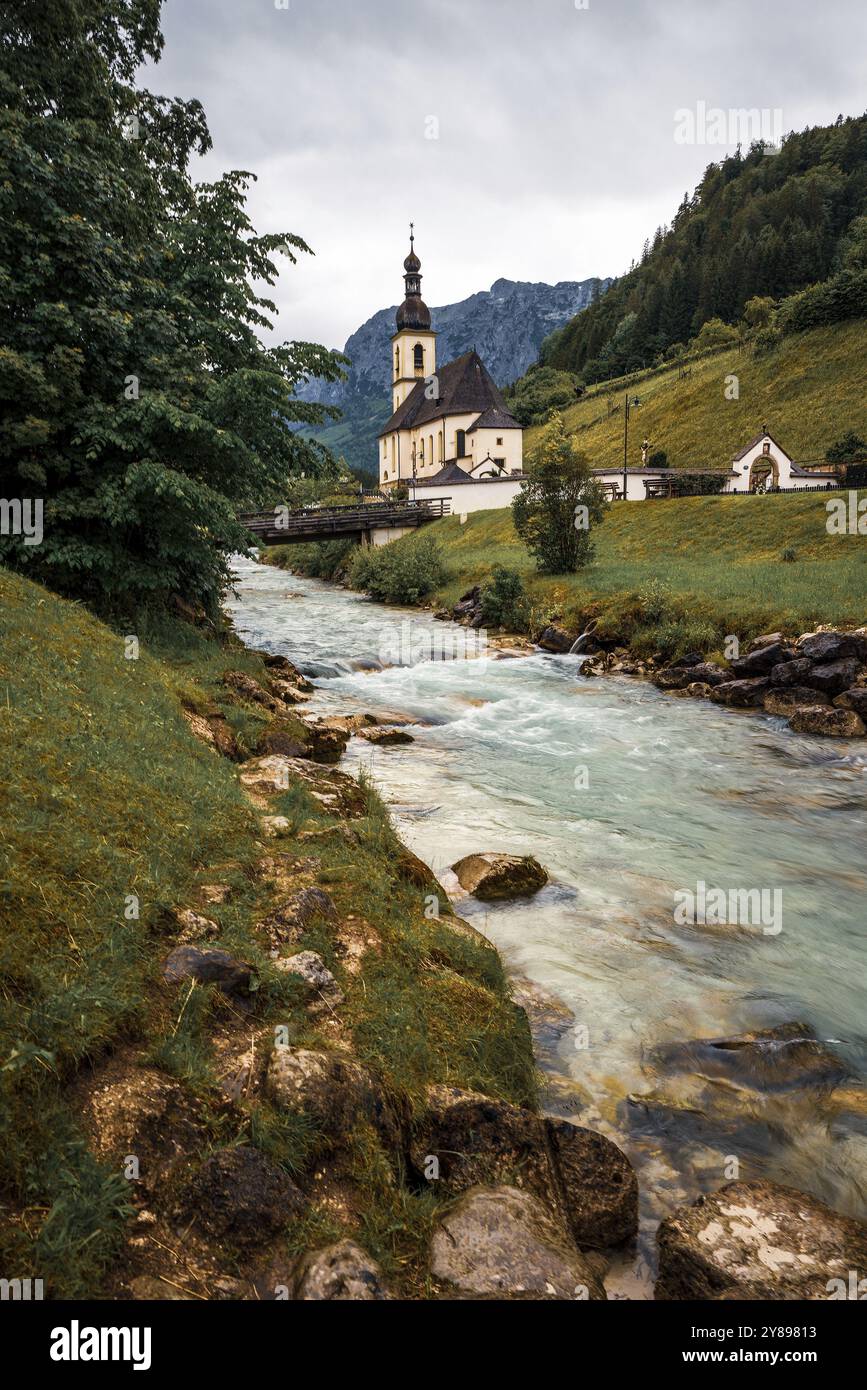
[142,0,867,348]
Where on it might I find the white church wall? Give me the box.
[414,477,523,515]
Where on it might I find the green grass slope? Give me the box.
[0,566,533,1297]
[420,488,867,652]
[524,320,867,473]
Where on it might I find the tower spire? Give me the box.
[396,225,429,329]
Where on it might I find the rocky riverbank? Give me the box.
[444,585,867,739]
[92,634,864,1300]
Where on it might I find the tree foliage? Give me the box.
[511,412,607,574]
[539,116,867,383]
[0,0,346,621]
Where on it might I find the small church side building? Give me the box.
[378,232,526,513]
[592,429,842,499]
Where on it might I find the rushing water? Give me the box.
[228,554,867,1292]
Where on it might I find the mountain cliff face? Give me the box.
[302,276,608,479]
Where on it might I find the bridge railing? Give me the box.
[239,497,450,538]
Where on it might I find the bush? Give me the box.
[346,534,445,605]
[479,567,528,630]
[267,539,355,580]
[512,412,607,574]
[781,547,797,563]
[825,431,867,466]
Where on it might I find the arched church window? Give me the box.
[394,346,400,375]
[456,429,466,458]
[413,343,424,373]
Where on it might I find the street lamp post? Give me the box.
[622,393,640,500]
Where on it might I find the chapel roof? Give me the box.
[378,350,521,437]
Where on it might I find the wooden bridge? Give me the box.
[240,498,450,547]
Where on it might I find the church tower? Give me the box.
[391,225,437,412]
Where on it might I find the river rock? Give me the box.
[656,1179,867,1300]
[764,687,830,716]
[262,887,337,947]
[537,626,575,654]
[409,1085,553,1199]
[768,656,814,686]
[788,705,866,737]
[162,945,253,999]
[222,669,279,710]
[451,852,548,900]
[835,688,867,717]
[274,950,344,1010]
[655,1022,848,1092]
[749,632,785,650]
[291,1240,391,1300]
[798,630,867,663]
[687,662,727,686]
[670,682,712,699]
[805,658,863,696]
[728,642,794,676]
[175,1146,304,1249]
[262,653,314,691]
[430,1186,606,1300]
[709,677,770,707]
[545,1118,639,1249]
[300,720,350,764]
[266,1047,403,1149]
[652,668,693,691]
[356,726,414,746]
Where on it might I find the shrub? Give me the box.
[512,412,607,574]
[479,567,528,630]
[781,547,797,563]
[825,431,867,466]
[346,534,445,605]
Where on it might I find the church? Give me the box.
[378,231,524,501]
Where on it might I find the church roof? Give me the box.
[378,350,521,437]
[467,406,522,433]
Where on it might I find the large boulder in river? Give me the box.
[798,629,867,664]
[300,720,350,764]
[409,1085,553,1200]
[537,626,575,654]
[266,1046,404,1150]
[728,641,794,676]
[451,852,548,901]
[768,656,814,687]
[764,687,830,716]
[835,688,867,718]
[654,1022,848,1093]
[656,1180,867,1300]
[788,705,865,738]
[356,725,414,746]
[709,677,770,708]
[805,658,863,696]
[430,1186,606,1300]
[545,1118,639,1249]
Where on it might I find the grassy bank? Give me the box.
[0,566,533,1297]
[267,489,867,657]
[522,318,867,473]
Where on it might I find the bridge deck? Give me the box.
[241,499,449,546]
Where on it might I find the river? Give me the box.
[228,554,867,1295]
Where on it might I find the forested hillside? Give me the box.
[539,115,867,383]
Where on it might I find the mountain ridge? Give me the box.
[300,275,610,478]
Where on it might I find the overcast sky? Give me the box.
[142,0,867,351]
